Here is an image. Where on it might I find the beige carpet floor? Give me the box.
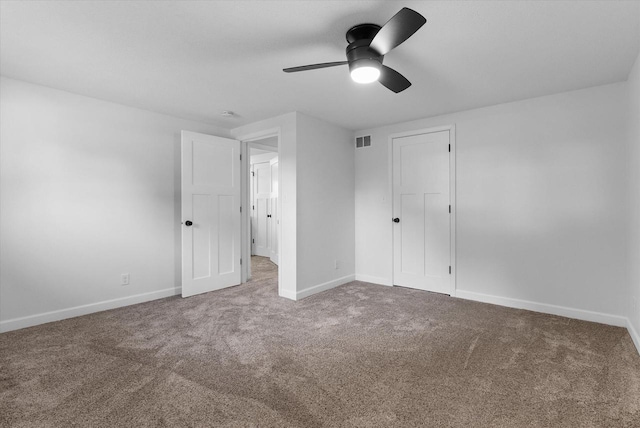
[1,256,639,427]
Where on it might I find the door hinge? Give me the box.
[449,266,452,274]
[252,238,255,244]
[252,205,255,210]
[252,171,255,176]
[240,154,242,161]
[449,205,451,213]
[240,206,242,213]
[448,144,451,152]
[240,258,242,265]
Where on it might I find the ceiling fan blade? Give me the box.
[369,8,426,56]
[379,65,411,93]
[283,61,348,73]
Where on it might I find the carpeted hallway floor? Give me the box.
[1,256,639,427]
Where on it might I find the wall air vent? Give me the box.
[355,135,371,148]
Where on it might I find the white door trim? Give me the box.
[388,125,457,296]
[269,156,279,265]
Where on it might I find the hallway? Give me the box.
[249,256,278,283]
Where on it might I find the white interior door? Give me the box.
[269,157,279,265]
[252,161,271,257]
[181,131,241,298]
[393,130,451,294]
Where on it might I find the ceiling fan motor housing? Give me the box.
[346,24,384,73]
[345,23,381,44]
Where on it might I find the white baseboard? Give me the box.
[627,318,640,356]
[278,288,297,301]
[455,289,627,328]
[296,274,356,300]
[355,274,393,286]
[0,287,182,333]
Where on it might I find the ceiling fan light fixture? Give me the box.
[349,59,381,84]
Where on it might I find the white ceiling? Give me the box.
[1,1,638,131]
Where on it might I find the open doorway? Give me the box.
[244,136,279,286]
[181,130,280,298]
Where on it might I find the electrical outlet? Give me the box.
[121,273,130,286]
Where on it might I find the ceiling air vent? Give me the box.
[355,135,371,148]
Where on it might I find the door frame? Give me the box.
[238,128,281,294]
[388,125,457,296]
[269,156,280,265]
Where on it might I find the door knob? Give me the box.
[267,214,271,218]
[185,220,193,226]
[393,218,400,223]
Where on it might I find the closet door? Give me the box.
[392,130,451,294]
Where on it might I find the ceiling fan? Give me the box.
[283,7,426,93]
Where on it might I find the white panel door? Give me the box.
[252,161,271,257]
[269,158,279,265]
[393,130,451,294]
[181,131,241,298]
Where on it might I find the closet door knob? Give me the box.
[185,220,193,226]
[393,218,400,223]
